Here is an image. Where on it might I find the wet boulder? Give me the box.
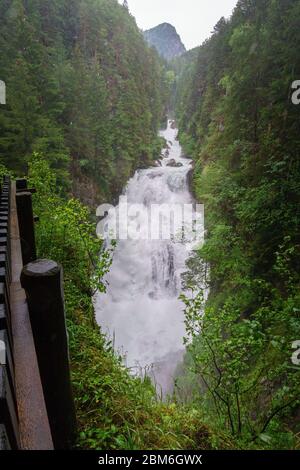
[166,159,183,168]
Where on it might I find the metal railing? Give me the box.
[0,176,20,449]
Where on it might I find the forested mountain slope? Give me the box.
[1,0,299,452]
[175,0,300,447]
[0,0,204,452]
[0,0,168,205]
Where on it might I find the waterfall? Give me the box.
[95,120,199,395]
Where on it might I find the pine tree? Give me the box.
[0,0,167,199]
[175,0,300,444]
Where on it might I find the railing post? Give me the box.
[15,179,28,191]
[15,192,36,265]
[20,259,77,449]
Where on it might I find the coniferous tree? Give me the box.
[174,0,300,444]
[0,0,168,200]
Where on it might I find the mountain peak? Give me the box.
[157,22,177,30]
[144,23,186,61]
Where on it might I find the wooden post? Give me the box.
[10,181,53,450]
[20,259,76,449]
[15,179,27,191]
[15,192,36,265]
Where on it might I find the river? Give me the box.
[95,120,200,396]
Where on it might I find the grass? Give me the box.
[66,282,212,450]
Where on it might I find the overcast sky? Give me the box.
[118,0,238,50]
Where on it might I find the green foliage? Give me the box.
[179,286,300,449]
[28,153,112,296]
[27,154,211,450]
[68,303,211,450]
[2,0,299,452]
[0,0,169,202]
[175,0,300,449]
[0,163,14,180]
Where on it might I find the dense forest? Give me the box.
[0,0,300,453]
[0,0,170,205]
[174,0,300,449]
[0,0,211,452]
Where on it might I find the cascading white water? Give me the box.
[95,120,197,395]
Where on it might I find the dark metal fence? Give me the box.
[0,176,20,449]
